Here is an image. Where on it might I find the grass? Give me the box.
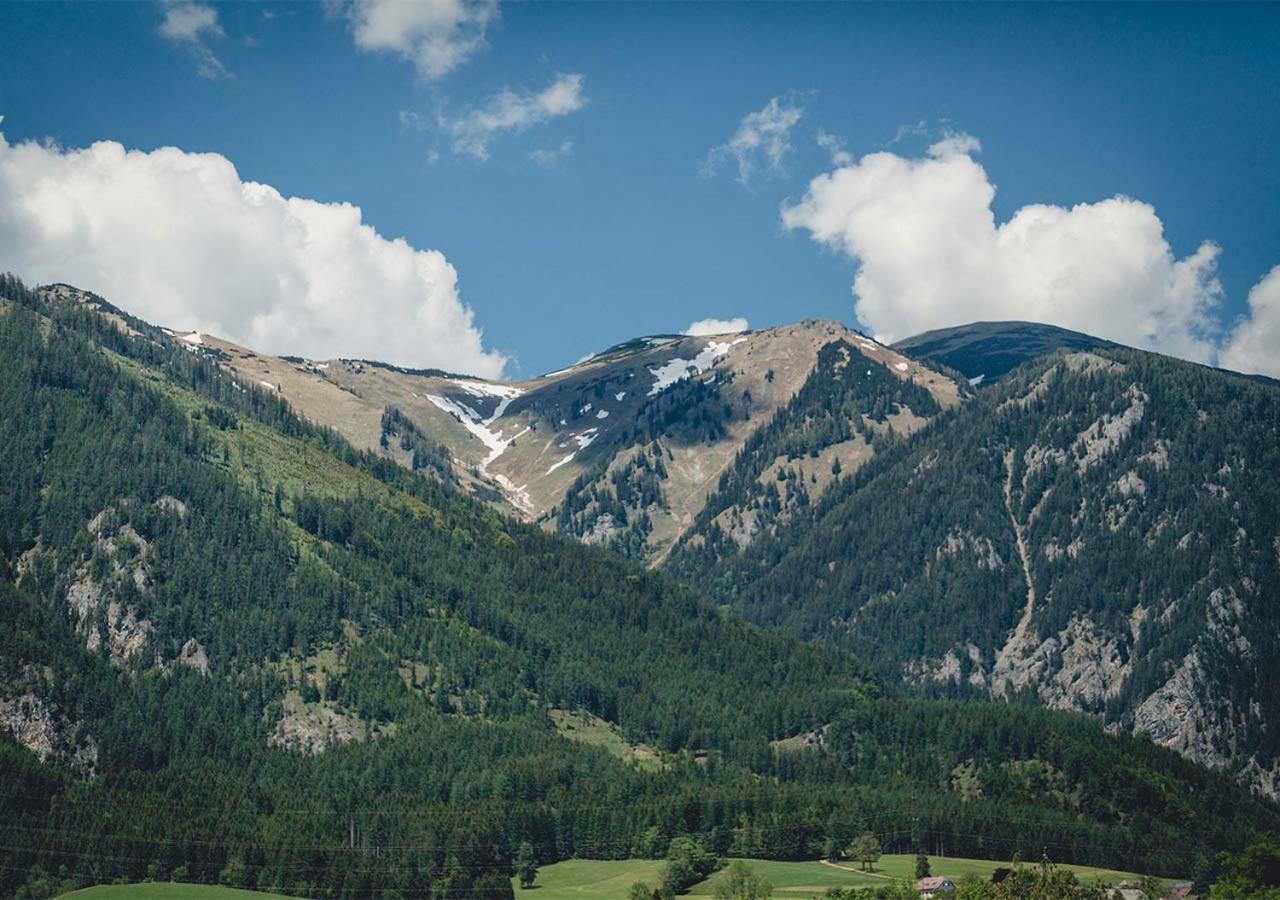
[511,858,668,899]
[549,709,663,770]
[59,885,285,900]
[63,855,1169,900]
[690,854,1161,896]
[108,349,439,524]
[512,854,1164,900]
[688,859,886,896]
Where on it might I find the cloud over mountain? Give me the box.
[1221,266,1280,379]
[781,133,1277,374]
[0,132,506,377]
[684,317,749,336]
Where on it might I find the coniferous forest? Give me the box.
[1,276,1278,900]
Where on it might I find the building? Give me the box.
[916,876,956,896]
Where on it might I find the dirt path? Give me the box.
[819,860,893,880]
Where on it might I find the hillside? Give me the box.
[892,321,1117,385]
[131,295,961,564]
[2,276,1276,898]
[669,342,1280,798]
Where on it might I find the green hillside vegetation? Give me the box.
[672,339,1280,793]
[667,340,946,581]
[0,276,1275,899]
[506,858,669,899]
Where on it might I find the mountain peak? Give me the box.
[894,320,1117,384]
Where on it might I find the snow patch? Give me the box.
[647,338,745,396]
[969,374,986,386]
[546,453,576,475]
[425,382,526,472]
[615,391,627,401]
[894,361,909,372]
[596,409,609,419]
[179,331,203,345]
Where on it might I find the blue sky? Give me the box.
[1,2,1278,378]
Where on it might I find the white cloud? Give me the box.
[439,74,586,160]
[1221,266,1280,378]
[705,96,805,186]
[530,141,573,168]
[158,0,229,79]
[817,131,853,167]
[927,131,981,158]
[348,0,497,79]
[782,136,1228,363]
[684,317,749,336]
[0,132,506,378]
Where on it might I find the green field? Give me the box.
[511,858,668,898]
[59,885,285,900]
[689,854,1158,896]
[59,854,1165,900]
[688,858,886,895]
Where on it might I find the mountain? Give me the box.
[146,308,963,564]
[2,275,1276,897]
[668,340,1280,798]
[892,321,1117,385]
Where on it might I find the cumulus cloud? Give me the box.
[927,131,981,158]
[781,135,1229,363]
[1221,266,1280,378]
[704,96,805,186]
[439,73,586,160]
[157,0,229,79]
[684,317,750,336]
[0,132,506,378]
[348,0,497,79]
[529,141,573,168]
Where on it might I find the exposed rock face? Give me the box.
[1133,651,1226,771]
[936,528,1003,571]
[67,506,156,665]
[1037,616,1131,712]
[0,692,58,761]
[176,638,210,676]
[269,692,367,756]
[0,688,98,776]
[1074,384,1148,472]
[579,513,619,546]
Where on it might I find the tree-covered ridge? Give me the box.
[677,345,1280,795]
[666,339,947,581]
[1,278,1277,899]
[892,321,1117,385]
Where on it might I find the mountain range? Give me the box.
[1,275,1278,897]
[107,287,1280,799]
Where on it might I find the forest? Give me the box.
[0,275,1277,900]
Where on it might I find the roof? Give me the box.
[916,876,953,890]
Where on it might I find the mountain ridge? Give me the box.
[6,274,1275,896]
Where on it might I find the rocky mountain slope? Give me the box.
[669,342,1280,798]
[7,276,1276,894]
[123,292,961,563]
[25,283,1280,803]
